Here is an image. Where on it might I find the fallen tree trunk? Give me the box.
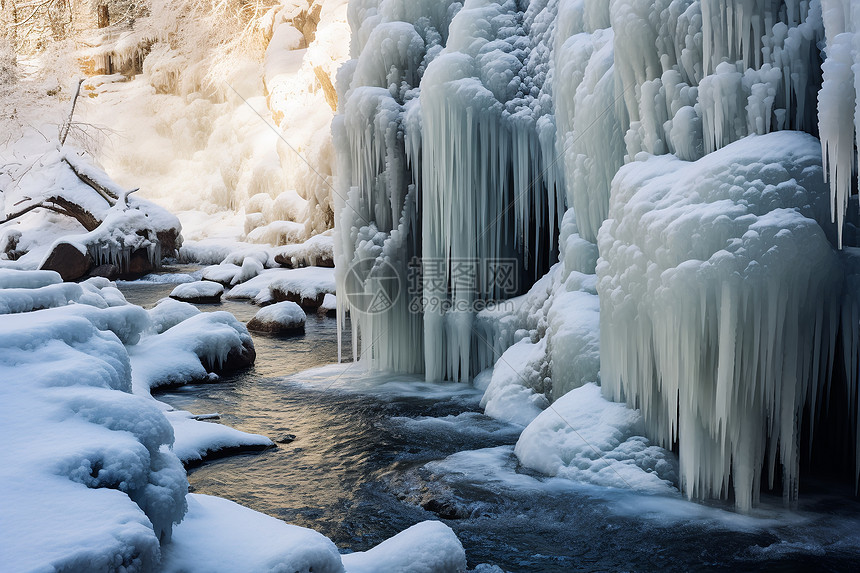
[0,195,101,231]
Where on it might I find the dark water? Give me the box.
[120,270,860,572]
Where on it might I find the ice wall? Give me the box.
[598,132,841,510]
[336,0,860,507]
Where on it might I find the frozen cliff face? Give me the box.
[336,0,860,508]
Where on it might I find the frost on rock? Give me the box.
[515,383,679,494]
[598,132,842,510]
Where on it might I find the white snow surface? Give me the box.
[480,338,549,427]
[161,494,345,573]
[251,301,307,328]
[169,280,225,301]
[515,383,678,494]
[0,269,471,571]
[226,266,335,305]
[0,274,187,570]
[341,520,467,573]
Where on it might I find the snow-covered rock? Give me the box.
[130,312,256,392]
[247,301,307,334]
[341,520,467,573]
[226,267,335,308]
[480,338,549,427]
[169,281,224,304]
[161,494,345,573]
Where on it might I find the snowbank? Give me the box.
[0,275,187,570]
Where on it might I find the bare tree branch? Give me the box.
[58,77,83,146]
[62,154,118,204]
[1,194,100,230]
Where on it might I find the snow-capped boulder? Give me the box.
[246,301,306,335]
[170,281,224,304]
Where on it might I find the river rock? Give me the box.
[246,301,306,335]
[170,281,224,304]
[40,242,93,282]
[210,337,256,373]
[274,433,296,444]
[88,264,120,280]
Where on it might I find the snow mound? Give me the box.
[0,282,83,314]
[480,338,549,427]
[0,268,61,288]
[226,267,335,307]
[342,520,467,573]
[130,312,255,392]
[267,266,336,307]
[147,298,202,335]
[273,232,335,268]
[169,281,224,303]
[161,494,344,573]
[515,383,678,494]
[247,301,306,334]
[0,294,187,570]
[598,131,842,510]
[202,263,244,285]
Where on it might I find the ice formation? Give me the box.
[336,0,860,509]
[598,132,841,509]
[514,383,678,493]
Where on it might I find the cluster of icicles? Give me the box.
[334,0,860,510]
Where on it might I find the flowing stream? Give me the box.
[119,269,860,572]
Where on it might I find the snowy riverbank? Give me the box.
[0,268,465,572]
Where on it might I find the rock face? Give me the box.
[40,242,93,282]
[170,281,224,304]
[121,249,155,280]
[213,337,256,373]
[273,251,334,269]
[270,286,326,309]
[246,302,306,335]
[88,264,120,280]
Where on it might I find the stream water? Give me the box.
[120,269,860,572]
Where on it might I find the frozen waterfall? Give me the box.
[335,0,860,510]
